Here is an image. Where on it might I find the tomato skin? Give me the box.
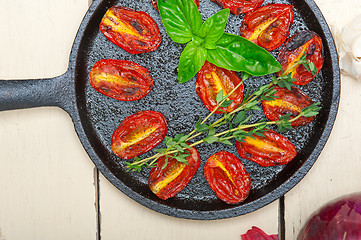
[212,0,264,15]
[89,59,153,101]
[240,4,294,51]
[151,0,200,10]
[111,111,168,160]
[262,86,315,127]
[196,61,244,114]
[100,6,161,54]
[236,129,297,167]
[204,151,251,204]
[277,31,324,85]
[148,145,200,200]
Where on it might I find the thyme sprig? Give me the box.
[125,57,321,172]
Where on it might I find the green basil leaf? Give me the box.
[203,41,217,50]
[207,33,282,76]
[197,9,230,42]
[157,0,202,44]
[178,42,207,83]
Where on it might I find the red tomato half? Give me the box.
[262,86,315,127]
[212,0,264,15]
[240,4,294,51]
[204,151,251,204]
[236,129,297,167]
[89,59,153,101]
[151,0,200,10]
[149,145,200,200]
[100,6,162,54]
[277,31,324,85]
[196,61,244,114]
[111,111,168,160]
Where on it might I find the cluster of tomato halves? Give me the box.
[88,1,323,204]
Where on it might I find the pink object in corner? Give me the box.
[241,226,279,240]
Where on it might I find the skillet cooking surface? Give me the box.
[74,0,339,219]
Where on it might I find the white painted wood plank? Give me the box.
[284,0,361,238]
[99,174,279,240]
[0,0,97,239]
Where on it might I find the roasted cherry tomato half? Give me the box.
[149,145,200,200]
[111,111,168,160]
[212,0,264,15]
[236,129,297,167]
[277,31,324,85]
[262,86,315,127]
[196,61,244,114]
[240,4,294,51]
[100,6,162,54]
[151,0,200,10]
[89,59,153,101]
[204,151,251,204]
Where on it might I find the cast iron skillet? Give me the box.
[0,0,339,220]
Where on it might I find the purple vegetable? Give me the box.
[298,193,361,240]
[241,226,279,240]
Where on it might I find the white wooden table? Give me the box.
[0,1,360,239]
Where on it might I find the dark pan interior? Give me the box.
[74,0,339,219]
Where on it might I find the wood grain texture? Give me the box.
[99,174,279,240]
[284,0,361,238]
[0,0,97,239]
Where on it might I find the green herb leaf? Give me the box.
[180,142,192,149]
[157,0,202,44]
[204,135,219,144]
[221,99,233,108]
[277,122,293,132]
[241,72,251,81]
[233,129,247,142]
[179,135,189,142]
[178,41,207,83]
[195,120,209,132]
[236,114,253,126]
[207,33,282,76]
[244,101,261,111]
[219,139,233,146]
[197,9,230,42]
[216,90,225,104]
[154,148,167,153]
[301,102,322,117]
[208,127,216,136]
[174,134,185,141]
[233,111,246,124]
[125,162,142,172]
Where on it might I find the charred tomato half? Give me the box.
[236,129,297,167]
[149,145,200,200]
[262,86,316,127]
[240,4,294,51]
[196,61,244,114]
[204,151,251,204]
[212,0,264,15]
[277,30,324,85]
[111,111,168,160]
[89,59,153,101]
[100,6,161,54]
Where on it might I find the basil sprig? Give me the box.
[157,0,282,83]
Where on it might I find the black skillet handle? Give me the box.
[0,71,74,112]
